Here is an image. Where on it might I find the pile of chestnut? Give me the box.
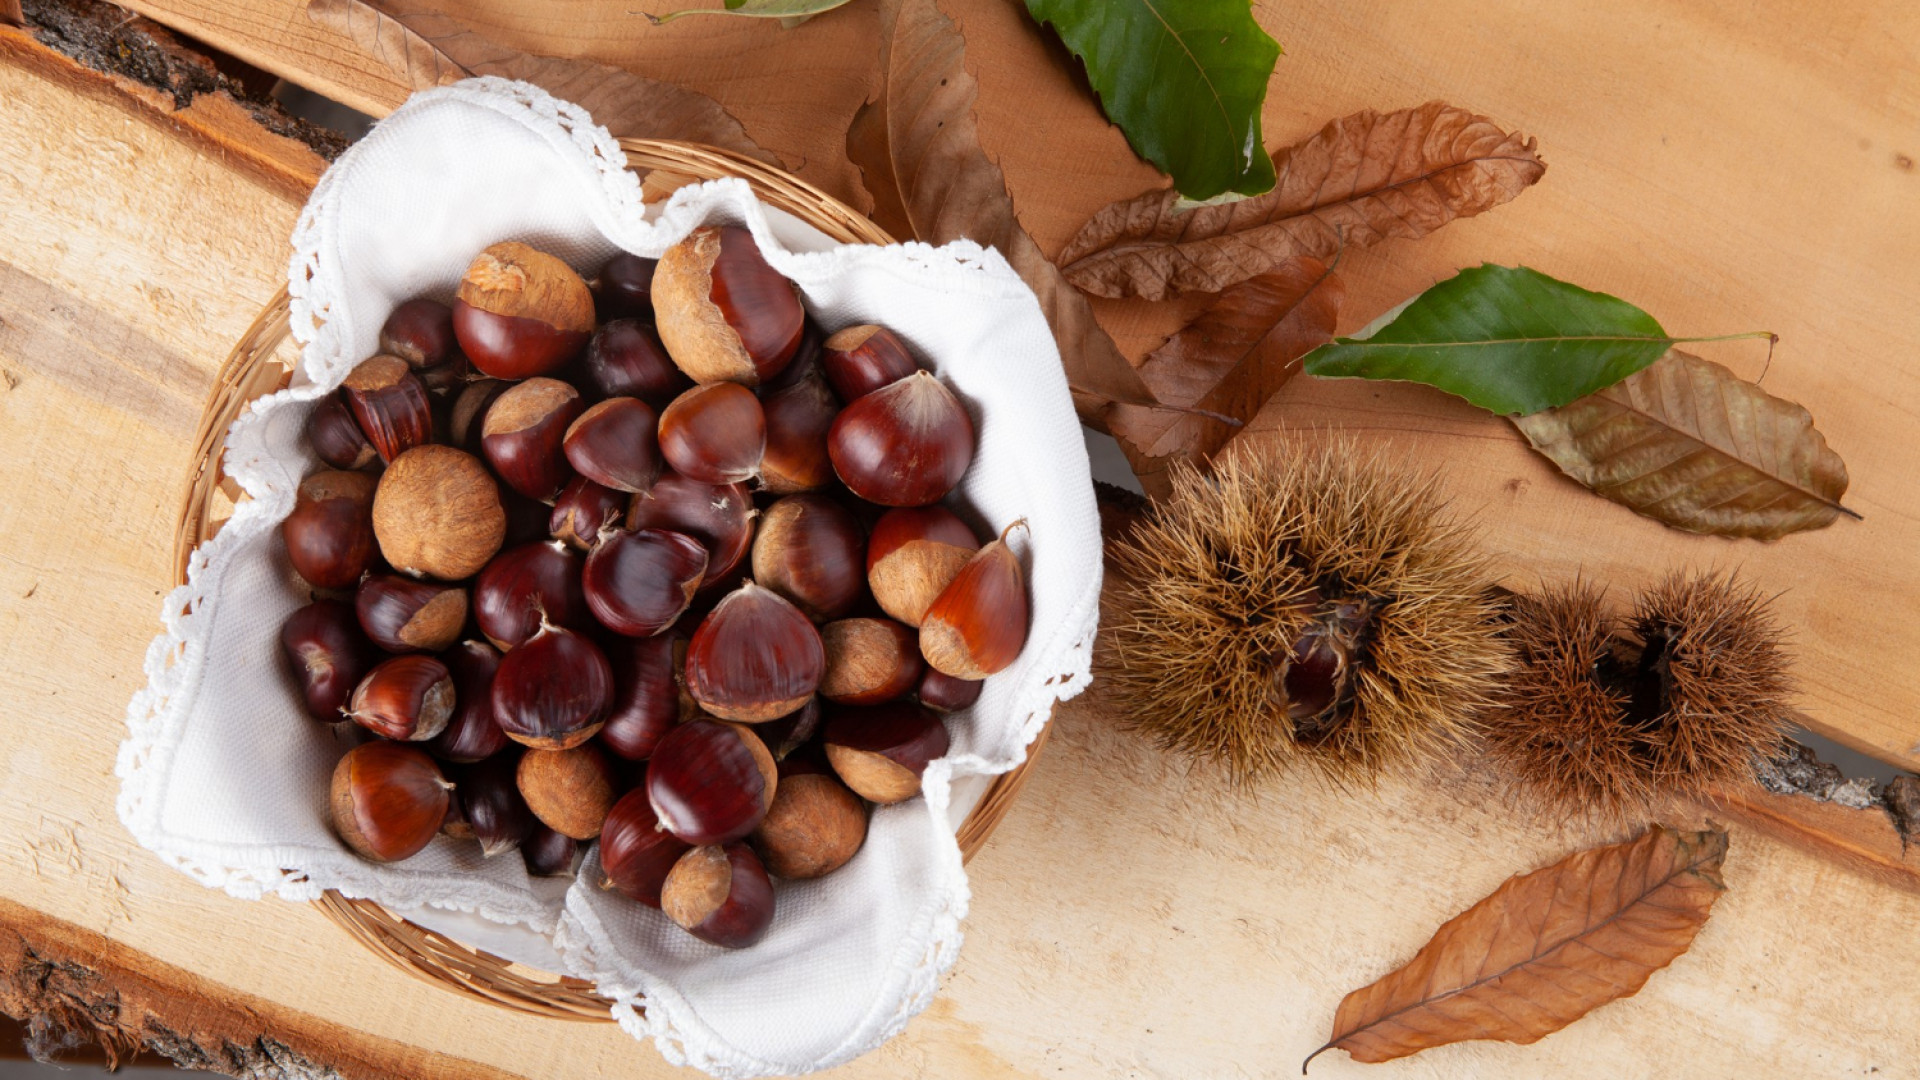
[280,227,1028,949]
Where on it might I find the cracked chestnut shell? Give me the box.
[661,842,775,949]
[453,242,595,379]
[654,225,804,387]
[684,582,824,722]
[331,741,452,863]
[342,356,434,464]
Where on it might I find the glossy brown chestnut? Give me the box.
[448,379,509,453]
[549,475,629,550]
[355,573,467,653]
[308,394,378,471]
[581,319,689,407]
[751,494,866,622]
[598,786,692,907]
[563,397,662,493]
[828,371,975,507]
[344,655,456,741]
[654,225,804,387]
[481,377,585,502]
[501,488,555,548]
[472,540,589,650]
[594,252,658,322]
[819,618,923,705]
[281,599,376,721]
[821,324,917,402]
[684,582,825,722]
[331,741,452,863]
[341,355,434,463]
[380,298,458,370]
[283,470,378,590]
[453,242,595,379]
[921,523,1028,679]
[582,527,708,638]
[647,719,777,845]
[756,697,821,761]
[865,506,978,627]
[915,668,983,712]
[657,382,765,485]
[756,319,825,394]
[427,640,510,763]
[751,758,866,879]
[440,790,471,839]
[517,743,619,840]
[626,473,755,589]
[458,751,536,857]
[523,824,579,877]
[661,842,775,948]
[823,701,949,804]
[599,633,683,761]
[757,361,839,494]
[492,620,613,750]
[371,446,507,581]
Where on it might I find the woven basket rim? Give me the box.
[172,137,1050,1020]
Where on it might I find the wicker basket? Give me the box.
[173,138,1052,1021]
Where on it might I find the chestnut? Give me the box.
[550,475,628,550]
[492,620,614,749]
[416,352,475,399]
[281,599,376,721]
[283,470,378,590]
[921,523,1028,679]
[344,655,456,742]
[823,701,949,804]
[453,241,595,379]
[661,842,776,949]
[341,355,434,463]
[865,505,979,627]
[599,633,684,761]
[626,473,755,589]
[657,382,766,486]
[684,582,825,722]
[582,527,709,637]
[563,397,662,494]
[441,789,471,839]
[756,697,821,761]
[331,741,452,863]
[594,252,658,322]
[307,394,378,471]
[523,824,579,877]
[916,668,983,712]
[448,379,509,453]
[757,319,825,394]
[371,446,506,581]
[481,377,585,502]
[598,786,691,906]
[517,743,619,840]
[581,319,688,407]
[647,719,777,845]
[819,618,923,705]
[459,751,535,857]
[355,573,467,653]
[752,757,867,879]
[828,371,975,507]
[751,494,866,622]
[757,360,839,494]
[380,298,457,370]
[472,540,589,650]
[427,640,510,763]
[654,225,804,387]
[821,324,917,402]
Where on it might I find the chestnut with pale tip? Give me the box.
[283,470,378,590]
[447,379,508,454]
[626,473,755,589]
[828,370,974,507]
[379,298,457,371]
[757,361,839,494]
[823,701,950,804]
[458,752,535,858]
[307,394,378,471]
[453,242,596,380]
[820,324,916,402]
[563,397,662,494]
[684,582,825,722]
[371,446,506,581]
[752,756,867,879]
[549,475,628,550]
[583,527,708,637]
[522,824,579,877]
[598,785,692,906]
[657,382,766,485]
[581,319,688,406]
[661,842,775,949]
[653,225,804,387]
[331,741,453,863]
[921,521,1029,679]
[481,377,586,503]
[598,633,684,761]
[281,599,376,721]
[471,540,589,651]
[426,640,509,764]
[341,355,434,464]
[646,719,777,845]
[752,494,866,622]
[344,655,456,742]
[517,743,620,840]
[865,505,979,627]
[492,618,613,750]
[819,618,923,705]
[355,573,467,654]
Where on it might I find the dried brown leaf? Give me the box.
[846,0,1155,430]
[1060,102,1546,300]
[1310,826,1729,1070]
[306,0,466,90]
[1511,350,1853,540]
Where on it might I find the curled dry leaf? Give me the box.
[1308,826,1729,1071]
[1060,101,1545,300]
[1512,350,1854,540]
[306,0,466,89]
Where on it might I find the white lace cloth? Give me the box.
[117,78,1101,1076]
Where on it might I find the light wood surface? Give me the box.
[2,5,1919,1078]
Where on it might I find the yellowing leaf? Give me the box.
[307,0,466,90]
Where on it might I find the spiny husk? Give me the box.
[1099,442,1508,785]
